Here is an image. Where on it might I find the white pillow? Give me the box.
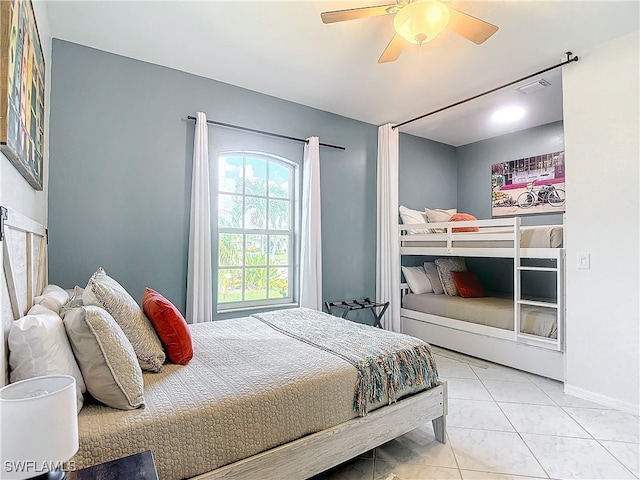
[33,284,70,315]
[8,304,86,413]
[425,208,457,233]
[401,266,433,294]
[399,205,430,235]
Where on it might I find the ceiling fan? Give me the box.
[321,0,498,63]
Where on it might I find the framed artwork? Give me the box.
[491,151,565,217]
[0,0,45,190]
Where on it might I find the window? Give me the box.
[216,152,296,310]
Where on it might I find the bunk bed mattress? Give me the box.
[403,225,563,248]
[73,315,434,480]
[403,293,557,338]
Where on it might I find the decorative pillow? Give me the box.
[83,267,165,372]
[401,266,433,294]
[450,213,480,233]
[451,271,487,298]
[33,284,69,315]
[399,205,430,235]
[8,304,86,413]
[423,262,445,295]
[434,257,467,296]
[142,288,193,365]
[424,208,457,233]
[63,306,145,410]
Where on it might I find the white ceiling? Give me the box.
[45,1,639,146]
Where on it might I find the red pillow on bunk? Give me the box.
[142,288,193,365]
[449,213,480,232]
[450,271,486,298]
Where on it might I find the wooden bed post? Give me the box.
[432,380,447,444]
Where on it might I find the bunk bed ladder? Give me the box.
[513,217,521,342]
[515,231,563,352]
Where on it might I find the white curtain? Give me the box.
[186,112,213,323]
[300,136,323,310]
[376,123,401,331]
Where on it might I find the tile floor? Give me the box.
[313,347,639,480]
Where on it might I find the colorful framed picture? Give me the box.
[491,151,565,217]
[0,0,45,190]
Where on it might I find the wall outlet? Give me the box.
[577,253,590,270]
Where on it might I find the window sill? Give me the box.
[216,302,298,315]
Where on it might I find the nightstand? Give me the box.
[68,450,158,480]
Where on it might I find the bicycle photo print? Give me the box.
[491,151,565,217]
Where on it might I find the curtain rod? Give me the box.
[186,116,345,151]
[393,52,579,130]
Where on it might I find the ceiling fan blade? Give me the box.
[378,33,405,63]
[447,7,498,45]
[321,4,396,24]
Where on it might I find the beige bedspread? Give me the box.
[73,315,434,479]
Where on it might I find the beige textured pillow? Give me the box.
[63,306,145,410]
[424,208,457,233]
[434,257,467,296]
[83,267,165,372]
[424,262,445,295]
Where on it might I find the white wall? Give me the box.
[1,1,52,386]
[563,31,639,412]
[0,1,51,224]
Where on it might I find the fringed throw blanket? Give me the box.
[252,308,439,416]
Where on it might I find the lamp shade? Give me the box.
[394,0,451,45]
[1,375,78,480]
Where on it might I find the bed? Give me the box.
[1,206,447,480]
[397,212,565,381]
[402,292,558,338]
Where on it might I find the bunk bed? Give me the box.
[399,214,565,381]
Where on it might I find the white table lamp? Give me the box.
[1,375,79,480]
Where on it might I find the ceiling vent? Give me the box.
[516,79,551,94]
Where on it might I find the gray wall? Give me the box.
[48,40,382,318]
[398,134,457,269]
[399,134,457,210]
[456,121,565,226]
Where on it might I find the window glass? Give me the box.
[216,153,295,310]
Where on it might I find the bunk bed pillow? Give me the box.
[449,213,480,232]
[434,257,467,296]
[399,206,430,234]
[423,262,445,295]
[401,266,433,294]
[451,271,486,298]
[424,208,457,233]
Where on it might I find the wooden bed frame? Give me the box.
[398,216,566,381]
[1,206,448,479]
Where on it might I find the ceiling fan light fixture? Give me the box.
[393,0,451,45]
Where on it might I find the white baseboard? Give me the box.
[564,384,640,415]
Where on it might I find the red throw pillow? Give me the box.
[142,288,193,365]
[449,213,479,232]
[450,271,486,298]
